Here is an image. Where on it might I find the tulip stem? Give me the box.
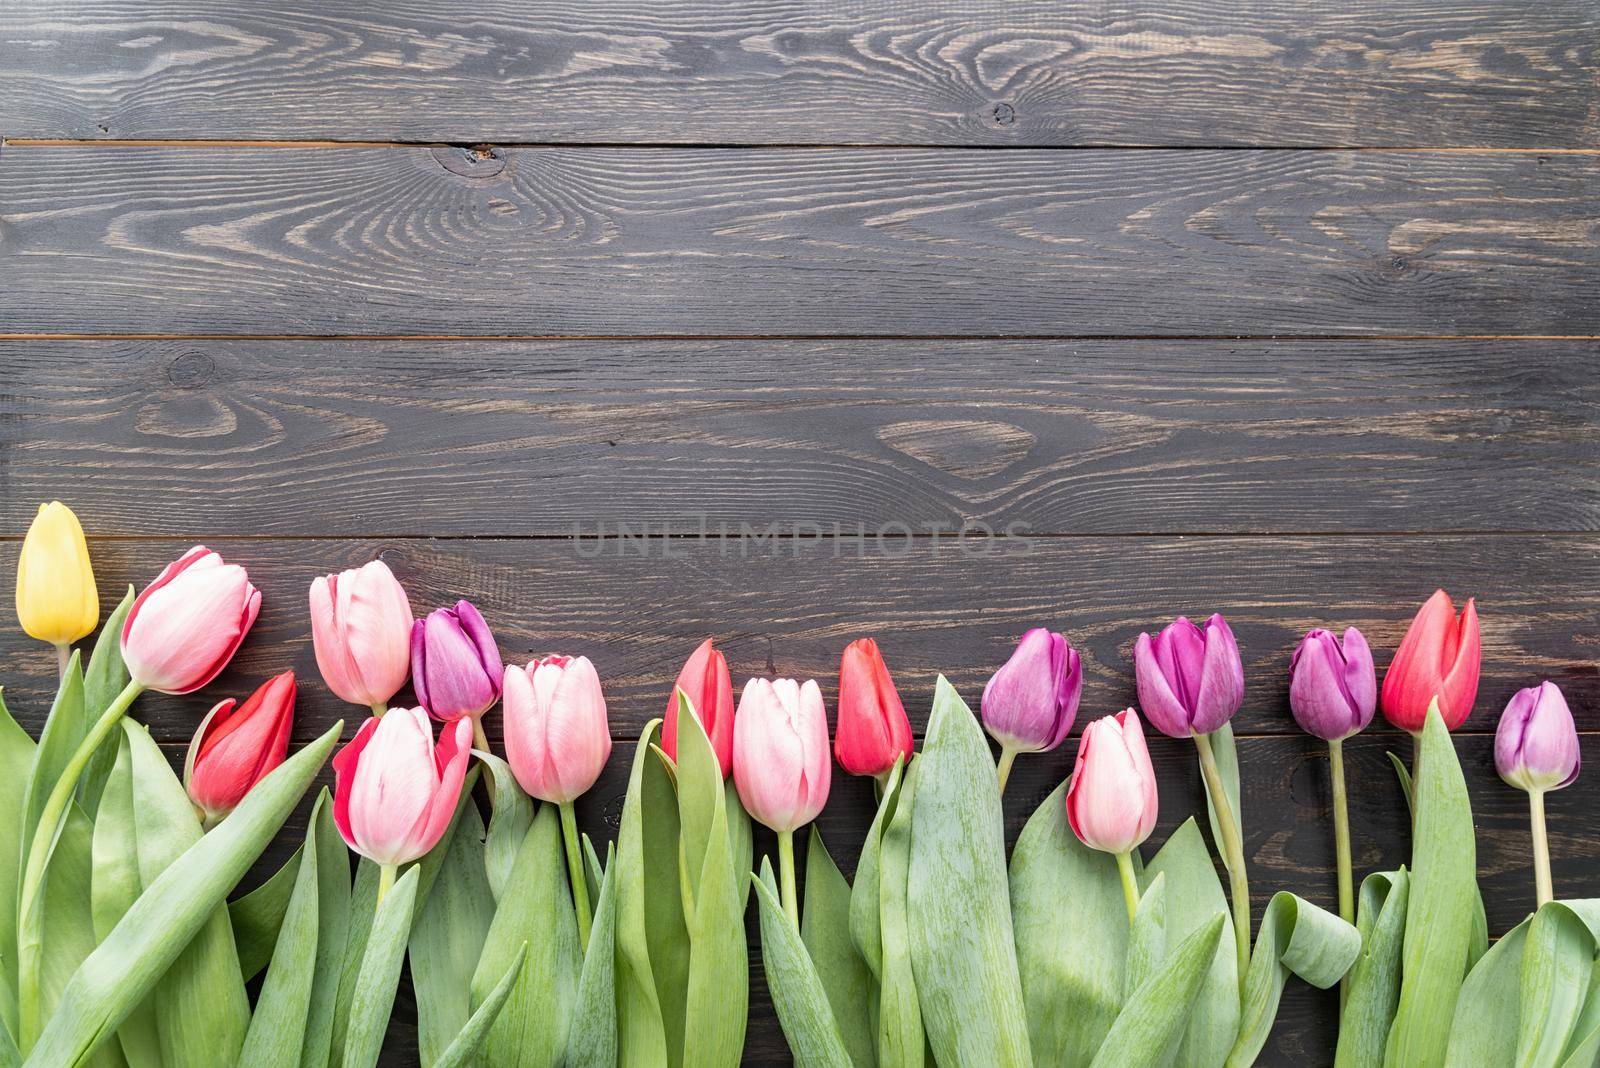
[53,642,71,678]
[560,800,593,951]
[376,863,397,906]
[16,678,144,1048]
[1530,789,1553,908]
[1115,851,1140,925]
[370,701,388,717]
[995,745,1018,796]
[472,718,497,804]
[1194,730,1251,995]
[1328,739,1354,928]
[778,830,799,928]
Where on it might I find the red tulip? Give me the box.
[1380,590,1480,732]
[121,545,261,694]
[184,671,296,828]
[833,638,913,778]
[663,638,734,778]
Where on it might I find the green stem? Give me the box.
[17,678,143,1048]
[560,800,593,951]
[376,863,398,907]
[472,718,497,804]
[778,829,799,928]
[996,745,1018,797]
[1329,737,1354,1009]
[53,642,71,678]
[1115,851,1140,925]
[370,700,388,717]
[1194,730,1251,994]
[1530,789,1553,908]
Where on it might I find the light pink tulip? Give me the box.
[121,546,261,694]
[501,655,612,803]
[331,708,472,866]
[732,678,831,833]
[310,560,414,710]
[1066,708,1159,855]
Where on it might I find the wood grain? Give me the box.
[3,339,1595,537]
[2,146,1596,337]
[0,0,1595,147]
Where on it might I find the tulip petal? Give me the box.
[1133,632,1193,738]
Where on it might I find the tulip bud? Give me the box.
[332,708,473,866]
[833,638,913,778]
[1133,613,1244,738]
[733,678,832,833]
[981,628,1082,753]
[121,546,261,694]
[15,501,98,648]
[1288,627,1377,742]
[1066,708,1159,855]
[1495,681,1579,793]
[410,600,502,722]
[501,655,612,803]
[184,670,296,828]
[310,560,414,711]
[1380,589,1480,733]
[663,638,735,778]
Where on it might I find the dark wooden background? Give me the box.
[1,1,1597,1063]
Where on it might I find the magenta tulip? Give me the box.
[410,600,502,723]
[1133,613,1244,739]
[1289,627,1377,742]
[332,708,472,870]
[121,545,261,694]
[185,670,296,828]
[502,655,612,804]
[1496,681,1579,907]
[982,627,1082,794]
[1066,709,1158,921]
[310,560,414,713]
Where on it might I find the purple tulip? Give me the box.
[410,600,502,722]
[1496,681,1579,793]
[1133,613,1244,738]
[1288,627,1377,742]
[981,628,1082,754]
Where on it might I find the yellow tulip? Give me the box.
[15,501,98,649]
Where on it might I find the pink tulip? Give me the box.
[121,545,261,694]
[1066,708,1159,856]
[331,708,472,867]
[732,678,831,833]
[310,560,414,711]
[501,655,612,804]
[185,670,296,827]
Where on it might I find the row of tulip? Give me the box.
[6,500,1593,1068]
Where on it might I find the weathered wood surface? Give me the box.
[2,0,1596,147]
[2,146,1596,338]
[3,339,1596,536]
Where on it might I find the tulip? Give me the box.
[834,638,913,781]
[982,627,1082,794]
[1380,589,1480,733]
[411,600,502,735]
[1066,708,1158,922]
[15,501,98,671]
[184,671,296,829]
[1133,612,1249,985]
[503,655,611,947]
[332,708,473,898]
[733,677,831,924]
[1495,681,1579,907]
[663,638,735,778]
[1288,626,1377,932]
[310,560,414,715]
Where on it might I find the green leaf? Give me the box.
[1089,913,1227,1068]
[0,690,37,1042]
[1442,918,1528,1068]
[1516,901,1597,1068]
[755,858,853,1068]
[88,734,158,1068]
[569,843,620,1068]
[1390,753,1489,973]
[476,753,532,903]
[848,758,902,982]
[1126,874,1166,998]
[330,859,381,1068]
[433,944,527,1068]
[1201,722,1242,857]
[1225,892,1360,1067]
[1388,752,1414,816]
[1141,818,1238,1068]
[801,829,874,1068]
[1387,703,1479,1068]
[470,804,581,1068]
[33,801,120,1068]
[1558,958,1600,1068]
[237,798,325,1067]
[340,866,419,1068]
[230,846,304,982]
[875,760,923,1068]
[78,586,135,818]
[906,677,1031,1066]
[582,834,604,907]
[27,722,341,1068]
[726,779,753,911]
[301,791,352,1068]
[1009,777,1127,1067]
[20,653,86,870]
[410,803,494,1067]
[676,693,748,1067]
[1333,868,1409,1068]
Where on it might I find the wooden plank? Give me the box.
[4,339,1595,537]
[0,536,1591,740]
[1,146,1596,337]
[0,1,1595,147]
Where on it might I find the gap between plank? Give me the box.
[1,333,1596,343]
